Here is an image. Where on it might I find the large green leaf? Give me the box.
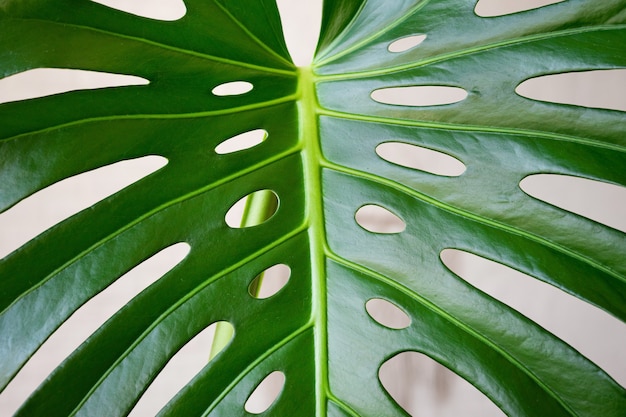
[1,0,625,416]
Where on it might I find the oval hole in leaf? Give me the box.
[215,129,268,154]
[376,142,466,176]
[225,190,279,228]
[388,34,427,53]
[441,249,626,386]
[128,321,233,417]
[0,155,167,259]
[379,351,506,416]
[371,86,467,106]
[0,68,149,104]
[249,264,291,299]
[520,174,626,233]
[244,371,286,414]
[355,204,406,234]
[475,0,564,17]
[90,0,186,21]
[0,243,190,416]
[516,69,626,111]
[212,81,253,96]
[365,298,411,329]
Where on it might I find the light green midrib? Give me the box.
[298,67,330,417]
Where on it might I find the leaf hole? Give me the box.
[474,0,564,17]
[441,248,626,386]
[0,155,167,259]
[212,81,253,97]
[365,298,411,329]
[90,0,186,21]
[388,34,427,53]
[128,321,233,417]
[225,190,279,228]
[0,243,191,416]
[519,174,626,232]
[371,86,468,106]
[244,371,285,414]
[0,68,149,105]
[249,264,291,299]
[515,69,626,111]
[379,351,506,416]
[376,142,466,176]
[215,129,268,154]
[355,204,406,234]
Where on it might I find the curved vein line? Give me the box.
[320,159,626,284]
[317,109,626,153]
[314,0,369,63]
[316,25,626,80]
[325,253,579,417]
[315,0,431,67]
[67,232,310,417]
[10,17,295,76]
[326,395,360,417]
[212,0,293,68]
[0,95,298,144]
[201,325,313,417]
[0,145,302,317]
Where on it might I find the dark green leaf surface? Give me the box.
[1,0,625,416]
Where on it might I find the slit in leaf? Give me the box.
[212,81,254,96]
[215,129,268,154]
[0,243,190,416]
[365,298,411,329]
[249,264,291,299]
[520,174,626,233]
[129,321,233,417]
[474,0,564,17]
[441,248,626,386]
[90,0,186,21]
[0,155,167,259]
[388,34,427,53]
[376,142,466,176]
[355,204,406,234]
[379,351,506,416]
[244,371,286,414]
[371,86,467,106]
[225,190,279,229]
[0,68,149,104]
[516,69,626,111]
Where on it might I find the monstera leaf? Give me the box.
[1,0,625,415]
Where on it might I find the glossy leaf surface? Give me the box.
[1,1,625,416]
